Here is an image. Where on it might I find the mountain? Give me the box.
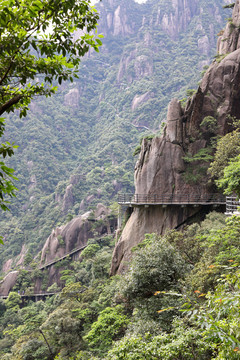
[1,2,240,360]
[111,0,240,274]
[0,0,231,271]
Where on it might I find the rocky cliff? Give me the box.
[35,204,116,292]
[111,1,240,274]
[101,0,229,86]
[0,0,230,274]
[0,205,116,295]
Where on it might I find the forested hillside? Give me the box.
[1,213,240,359]
[1,0,240,359]
[0,0,231,269]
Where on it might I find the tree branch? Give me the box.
[0,94,22,115]
[38,329,55,360]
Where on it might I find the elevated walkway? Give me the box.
[118,193,226,206]
[0,233,115,300]
[0,292,57,301]
[39,244,87,270]
[39,233,114,270]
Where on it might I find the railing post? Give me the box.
[118,205,122,229]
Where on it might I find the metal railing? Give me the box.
[118,193,226,205]
[39,244,87,270]
[225,196,240,214]
[39,233,114,270]
[0,292,57,300]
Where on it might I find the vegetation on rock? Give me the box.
[0,0,231,266]
[0,0,101,242]
[1,1,239,359]
[0,211,240,359]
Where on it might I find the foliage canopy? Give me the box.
[0,0,102,219]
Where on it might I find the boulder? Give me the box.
[0,271,19,296]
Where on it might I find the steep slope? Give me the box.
[111,0,240,274]
[0,0,231,271]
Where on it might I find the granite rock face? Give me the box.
[218,0,240,55]
[62,184,74,213]
[0,205,116,296]
[131,92,153,111]
[111,2,240,274]
[40,204,111,267]
[160,0,198,39]
[64,88,80,108]
[35,204,115,292]
[99,0,134,37]
[0,271,19,296]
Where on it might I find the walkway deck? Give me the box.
[39,233,114,270]
[0,234,115,300]
[0,292,57,300]
[118,193,226,206]
[39,244,87,270]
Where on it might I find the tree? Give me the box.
[189,270,240,359]
[106,323,213,360]
[119,235,188,330]
[0,0,102,221]
[5,291,21,311]
[216,154,240,196]
[208,130,240,180]
[84,305,129,355]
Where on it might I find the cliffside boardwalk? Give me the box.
[39,244,88,270]
[117,193,226,229]
[118,193,226,206]
[39,233,114,270]
[0,233,115,299]
[0,292,57,301]
[117,194,240,227]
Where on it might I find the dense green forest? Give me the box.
[0,210,240,359]
[0,0,231,268]
[1,0,240,359]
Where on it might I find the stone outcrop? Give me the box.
[62,184,74,213]
[104,0,223,88]
[160,0,198,39]
[131,92,153,111]
[34,204,116,292]
[2,259,13,274]
[99,0,134,37]
[218,0,240,55]
[0,271,19,296]
[64,88,80,108]
[40,205,111,266]
[111,1,240,274]
[0,205,116,296]
[16,244,28,267]
[198,35,210,55]
[117,52,153,84]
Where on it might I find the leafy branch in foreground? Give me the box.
[0,117,18,232]
[0,0,102,117]
[0,0,103,221]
